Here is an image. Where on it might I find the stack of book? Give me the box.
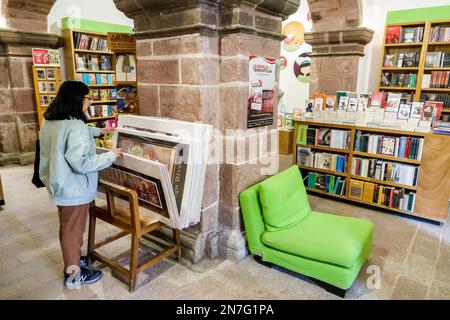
[433,122,450,135]
[354,131,424,160]
[351,157,420,186]
[349,179,416,212]
[307,172,346,195]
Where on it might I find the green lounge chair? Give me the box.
[239,165,374,297]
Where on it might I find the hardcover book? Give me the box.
[381,137,396,156]
[386,26,401,44]
[397,103,412,120]
[349,180,364,200]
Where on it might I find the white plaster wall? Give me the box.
[357,0,450,94]
[47,0,134,34]
[279,0,313,113]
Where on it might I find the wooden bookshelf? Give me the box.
[63,28,118,124]
[378,20,450,117]
[32,66,62,129]
[293,120,450,223]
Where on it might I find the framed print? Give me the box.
[40,95,49,106]
[48,82,56,93]
[45,69,55,80]
[36,68,46,80]
[38,81,47,92]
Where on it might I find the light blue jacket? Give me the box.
[39,119,116,206]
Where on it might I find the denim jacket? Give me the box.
[39,119,116,206]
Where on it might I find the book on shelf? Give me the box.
[354,131,424,160]
[425,52,450,68]
[386,93,402,112]
[349,179,416,212]
[401,26,424,43]
[325,96,336,111]
[306,172,346,195]
[298,149,347,173]
[420,93,450,111]
[429,26,450,42]
[305,127,350,150]
[380,72,417,88]
[73,32,109,52]
[422,71,450,89]
[384,52,419,68]
[397,104,412,120]
[352,157,419,187]
[386,26,401,44]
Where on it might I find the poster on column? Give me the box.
[247,56,276,128]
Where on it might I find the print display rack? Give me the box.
[293,120,450,223]
[32,66,62,128]
[97,115,213,229]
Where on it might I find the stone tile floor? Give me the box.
[0,164,449,300]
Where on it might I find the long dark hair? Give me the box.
[43,80,89,122]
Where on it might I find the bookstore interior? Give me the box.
[0,0,450,301]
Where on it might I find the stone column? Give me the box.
[305,0,374,94]
[0,0,63,166]
[114,0,299,262]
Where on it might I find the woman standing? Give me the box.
[39,81,123,288]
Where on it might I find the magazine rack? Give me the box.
[88,179,181,292]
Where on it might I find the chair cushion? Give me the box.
[261,211,374,268]
[258,166,311,231]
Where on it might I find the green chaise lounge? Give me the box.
[239,165,374,297]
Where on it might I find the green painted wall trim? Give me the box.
[387,5,450,24]
[61,17,133,33]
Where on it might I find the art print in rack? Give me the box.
[100,165,164,210]
[116,131,188,211]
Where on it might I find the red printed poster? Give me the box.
[32,48,60,66]
[248,56,276,128]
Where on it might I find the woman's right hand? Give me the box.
[112,148,123,158]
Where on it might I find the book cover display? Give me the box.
[248,56,276,128]
[97,115,213,229]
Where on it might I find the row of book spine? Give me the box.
[78,73,114,85]
[297,150,347,173]
[351,157,419,187]
[89,89,117,101]
[352,180,416,212]
[306,172,346,196]
[420,93,450,110]
[381,72,416,88]
[429,26,450,42]
[88,105,116,118]
[354,132,424,160]
[73,32,109,52]
[305,128,351,150]
[422,71,450,89]
[75,54,112,71]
